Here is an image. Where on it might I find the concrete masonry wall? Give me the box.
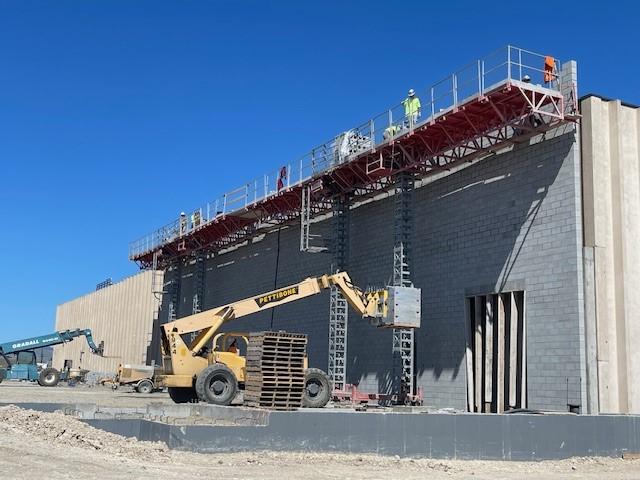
[163,128,584,411]
[581,96,640,414]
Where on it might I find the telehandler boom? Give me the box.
[0,329,104,387]
[157,271,421,406]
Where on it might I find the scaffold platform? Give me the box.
[130,45,577,269]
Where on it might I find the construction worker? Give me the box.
[383,124,399,141]
[402,89,421,127]
[179,212,187,236]
[191,210,201,229]
[228,339,238,354]
[517,75,542,131]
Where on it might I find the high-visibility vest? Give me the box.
[403,97,421,116]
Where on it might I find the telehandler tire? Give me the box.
[195,364,238,405]
[302,368,331,408]
[168,387,198,404]
[136,379,154,394]
[38,368,60,387]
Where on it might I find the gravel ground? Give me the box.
[0,381,173,407]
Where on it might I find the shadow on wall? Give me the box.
[149,222,334,368]
[346,131,575,399]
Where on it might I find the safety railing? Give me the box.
[129,45,564,259]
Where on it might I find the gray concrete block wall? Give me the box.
[163,129,584,412]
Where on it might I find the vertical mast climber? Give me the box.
[328,195,350,391]
[128,46,577,400]
[392,171,417,403]
[130,47,576,270]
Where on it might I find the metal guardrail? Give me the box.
[129,45,563,259]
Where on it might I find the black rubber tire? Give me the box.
[38,368,60,387]
[168,387,198,404]
[302,368,331,408]
[195,364,238,405]
[136,379,154,394]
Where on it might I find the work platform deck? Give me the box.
[130,46,577,268]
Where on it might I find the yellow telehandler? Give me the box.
[155,271,421,407]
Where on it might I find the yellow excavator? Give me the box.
[156,271,421,407]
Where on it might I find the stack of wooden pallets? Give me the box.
[244,331,307,410]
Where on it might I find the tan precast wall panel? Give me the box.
[52,270,163,374]
[581,96,640,413]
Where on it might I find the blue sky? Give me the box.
[0,1,637,340]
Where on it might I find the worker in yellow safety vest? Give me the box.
[383,124,399,141]
[191,210,201,229]
[402,89,421,127]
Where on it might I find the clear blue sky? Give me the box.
[1,1,637,340]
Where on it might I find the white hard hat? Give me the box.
[408,89,415,96]
[522,75,531,83]
[180,212,186,216]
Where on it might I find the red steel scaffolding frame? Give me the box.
[130,46,577,268]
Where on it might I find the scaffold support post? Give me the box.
[328,195,350,391]
[392,171,416,403]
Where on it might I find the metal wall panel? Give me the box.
[52,270,163,374]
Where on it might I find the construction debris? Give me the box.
[0,405,168,459]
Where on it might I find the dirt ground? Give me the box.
[1,383,639,479]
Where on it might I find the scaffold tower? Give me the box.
[128,46,577,402]
[192,253,206,315]
[166,260,182,322]
[327,195,350,391]
[391,171,417,403]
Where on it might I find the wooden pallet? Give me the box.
[244,331,307,410]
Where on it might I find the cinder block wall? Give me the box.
[164,129,584,411]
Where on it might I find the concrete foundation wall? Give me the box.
[164,127,585,412]
[581,96,640,414]
[7,401,640,460]
[53,270,162,373]
[87,412,640,460]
